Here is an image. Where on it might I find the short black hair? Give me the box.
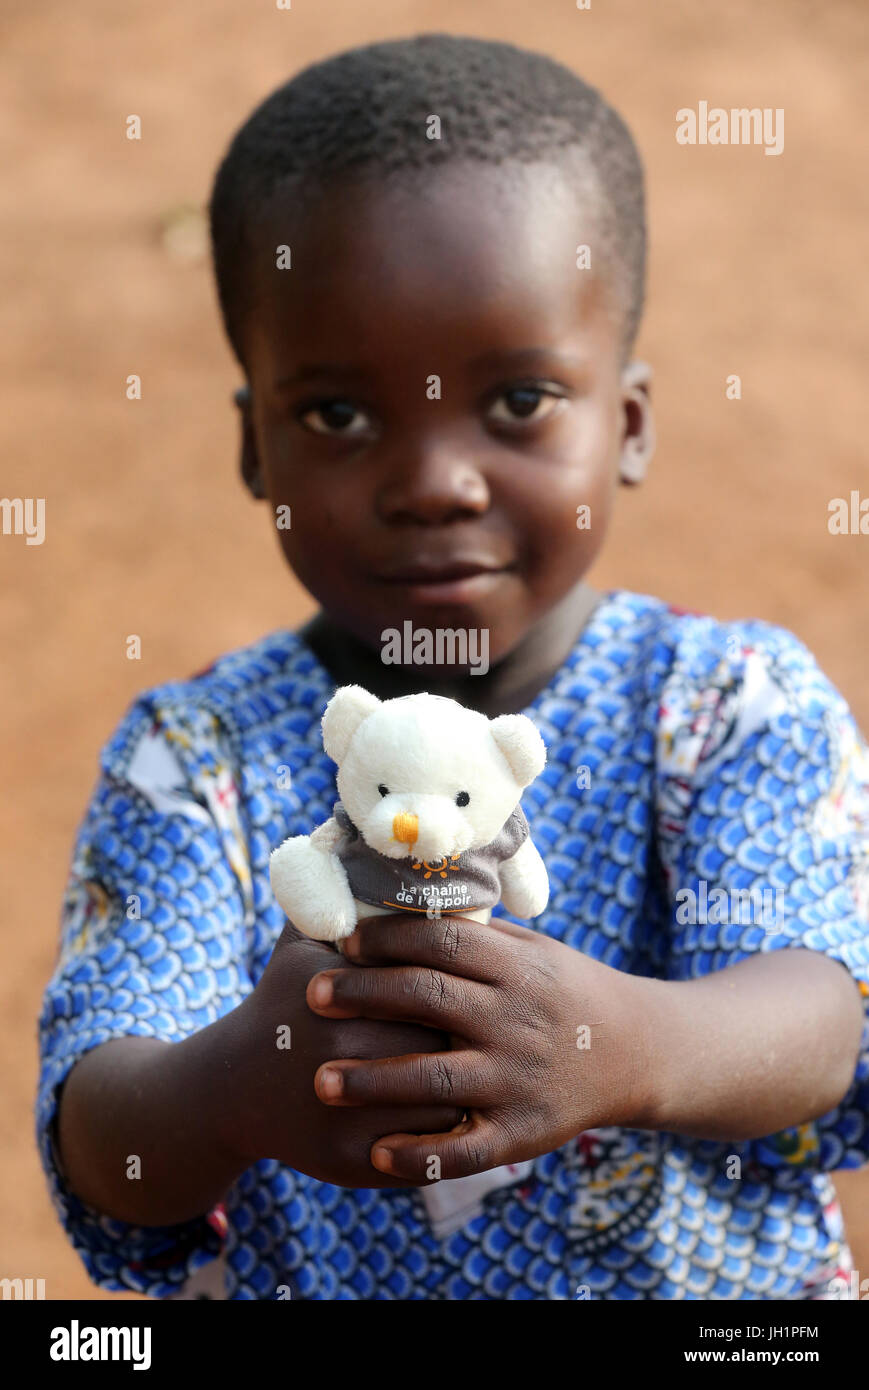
[209,33,646,371]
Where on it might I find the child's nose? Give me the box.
[377,448,490,525]
[392,812,419,844]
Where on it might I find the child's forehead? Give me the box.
[258,156,600,257]
[245,159,621,363]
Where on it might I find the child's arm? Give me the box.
[55,925,463,1225]
[303,913,865,1179]
[633,945,864,1141]
[55,1030,244,1228]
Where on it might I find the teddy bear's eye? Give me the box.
[456,791,470,807]
[378,784,389,797]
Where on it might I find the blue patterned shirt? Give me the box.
[37,590,869,1300]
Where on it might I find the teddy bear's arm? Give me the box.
[269,818,358,941]
[498,838,550,919]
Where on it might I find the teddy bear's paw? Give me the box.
[303,906,358,942]
[269,837,357,941]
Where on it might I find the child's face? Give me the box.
[238,159,654,670]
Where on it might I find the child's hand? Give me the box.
[222,923,464,1188]
[306,914,654,1181]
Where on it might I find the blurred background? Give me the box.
[3,0,867,1299]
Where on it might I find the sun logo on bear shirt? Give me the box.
[412,855,462,879]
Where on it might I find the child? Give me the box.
[38,33,869,1301]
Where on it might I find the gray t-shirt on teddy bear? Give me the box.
[332,801,529,914]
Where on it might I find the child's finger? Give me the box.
[313,1050,489,1108]
[343,912,521,982]
[305,964,491,1034]
[369,1114,506,1182]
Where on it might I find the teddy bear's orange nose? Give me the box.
[392,812,419,845]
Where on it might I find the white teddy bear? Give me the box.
[269,685,550,942]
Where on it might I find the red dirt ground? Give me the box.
[3,0,867,1299]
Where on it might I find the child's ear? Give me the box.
[235,385,266,499]
[618,360,655,486]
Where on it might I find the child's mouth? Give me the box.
[373,561,512,605]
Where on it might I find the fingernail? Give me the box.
[318,1068,342,1099]
[310,976,334,1006]
[372,1146,393,1172]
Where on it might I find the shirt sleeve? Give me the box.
[491,805,530,861]
[655,622,869,1176]
[36,694,253,1296]
[333,801,357,839]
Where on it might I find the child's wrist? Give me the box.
[169,1009,256,1176]
[615,973,676,1133]
[557,948,668,1136]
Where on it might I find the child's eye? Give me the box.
[487,384,566,426]
[299,399,371,436]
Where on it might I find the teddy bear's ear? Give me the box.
[489,714,546,787]
[321,685,381,763]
